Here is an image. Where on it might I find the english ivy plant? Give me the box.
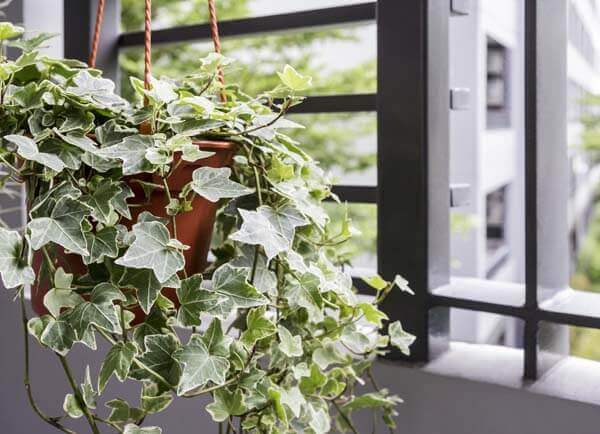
[0,22,415,434]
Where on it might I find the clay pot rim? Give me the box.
[192,139,237,151]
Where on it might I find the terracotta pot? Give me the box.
[31,140,236,321]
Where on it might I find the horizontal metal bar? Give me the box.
[429,293,526,318]
[538,309,600,329]
[330,185,377,203]
[118,3,376,47]
[287,94,376,114]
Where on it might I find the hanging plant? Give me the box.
[0,17,415,434]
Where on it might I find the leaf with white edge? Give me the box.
[97,135,155,175]
[229,205,306,261]
[173,334,230,395]
[106,399,143,423]
[130,334,181,387]
[393,275,414,295]
[141,383,173,414]
[202,319,232,357]
[63,394,83,419]
[312,340,348,370]
[43,288,83,317]
[307,403,330,434]
[145,77,178,105]
[40,318,75,355]
[279,386,305,418]
[98,342,137,392]
[116,267,163,314]
[180,144,214,162]
[65,283,125,339]
[277,65,313,91]
[66,70,126,108]
[115,221,185,283]
[176,274,223,327]
[28,196,91,255]
[189,167,253,203]
[82,180,121,224]
[84,226,119,264]
[0,228,34,288]
[230,245,277,295]
[111,184,134,219]
[342,391,403,412]
[4,134,65,172]
[241,307,277,346]
[53,129,99,154]
[358,303,389,328]
[209,263,268,310]
[361,275,388,291]
[388,321,416,355]
[81,366,97,409]
[179,95,215,114]
[283,272,323,323]
[206,389,249,422]
[123,424,162,434]
[278,326,303,358]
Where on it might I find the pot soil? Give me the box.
[31,140,236,322]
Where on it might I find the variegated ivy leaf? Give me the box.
[82,366,97,409]
[115,267,163,315]
[63,393,83,419]
[115,221,186,284]
[282,272,323,323]
[82,180,122,224]
[0,227,34,289]
[97,135,155,175]
[176,275,223,327]
[66,70,127,109]
[229,205,307,261]
[0,22,24,40]
[180,144,214,162]
[129,334,181,387]
[123,424,163,434]
[205,264,268,317]
[28,196,91,255]
[173,324,231,395]
[388,321,416,356]
[241,307,277,346]
[230,245,277,295]
[189,167,254,203]
[277,64,313,91]
[140,383,173,414]
[64,283,125,339]
[111,184,134,219]
[53,129,99,154]
[84,226,119,264]
[277,325,303,358]
[206,389,249,423]
[40,318,76,355]
[4,134,65,172]
[98,341,137,392]
[43,284,84,318]
[106,399,143,423]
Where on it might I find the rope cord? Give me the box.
[88,0,106,68]
[208,0,225,86]
[143,0,152,91]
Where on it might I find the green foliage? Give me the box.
[1,24,413,434]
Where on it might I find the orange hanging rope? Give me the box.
[143,0,152,91]
[88,0,106,68]
[208,0,224,86]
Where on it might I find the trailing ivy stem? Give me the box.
[42,246,57,275]
[120,307,128,342]
[332,400,359,434]
[161,177,178,238]
[57,355,100,434]
[19,290,76,434]
[93,415,123,433]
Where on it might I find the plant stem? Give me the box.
[332,400,359,434]
[19,291,76,434]
[57,355,100,434]
[93,415,124,433]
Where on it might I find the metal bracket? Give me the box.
[450,183,471,207]
[450,88,471,110]
[451,0,471,16]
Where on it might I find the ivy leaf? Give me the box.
[283,272,323,323]
[63,394,83,419]
[0,228,34,288]
[82,180,121,224]
[279,386,305,418]
[115,221,185,284]
[230,245,277,295]
[111,183,134,219]
[43,287,83,317]
[66,70,126,108]
[278,325,303,358]
[130,334,181,387]
[393,275,414,294]
[307,403,330,434]
[81,366,97,409]
[277,65,313,91]
[123,424,162,434]
[84,226,119,264]
[40,318,76,355]
[358,303,389,328]
[206,389,249,422]
[140,383,173,414]
[106,399,144,423]
[176,274,223,327]
[65,283,125,339]
[189,167,254,203]
[28,196,91,255]
[229,205,306,261]
[116,267,163,314]
[202,319,233,357]
[4,134,65,172]
[180,144,214,162]
[53,129,99,154]
[241,307,277,346]
[98,342,137,393]
[361,275,388,291]
[388,321,416,355]
[342,391,402,412]
[209,264,268,313]
[173,334,230,395]
[0,22,24,40]
[312,340,348,370]
[97,135,155,175]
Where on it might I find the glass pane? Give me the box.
[287,113,376,186]
[121,0,369,32]
[450,308,523,348]
[119,24,376,98]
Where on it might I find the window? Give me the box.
[486,38,511,128]
[64,0,600,381]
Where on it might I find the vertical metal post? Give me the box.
[378,0,450,361]
[64,0,120,82]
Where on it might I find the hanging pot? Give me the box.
[31,140,236,323]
